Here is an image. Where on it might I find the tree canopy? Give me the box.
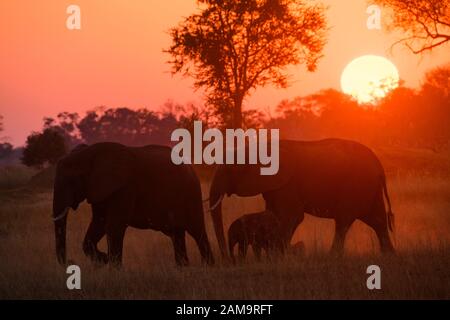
[166,0,327,128]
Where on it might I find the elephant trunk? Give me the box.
[209,172,228,260]
[53,173,71,266]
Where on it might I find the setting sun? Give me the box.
[340,55,399,104]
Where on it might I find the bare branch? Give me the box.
[375,0,450,54]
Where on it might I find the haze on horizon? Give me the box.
[0,0,448,146]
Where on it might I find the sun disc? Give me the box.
[340,55,399,104]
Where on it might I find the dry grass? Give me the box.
[0,171,449,299]
[0,166,36,189]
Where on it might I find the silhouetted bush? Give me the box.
[21,129,67,168]
[0,143,13,159]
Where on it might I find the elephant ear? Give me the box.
[232,147,293,196]
[86,145,134,204]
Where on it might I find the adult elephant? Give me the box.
[209,139,395,258]
[53,142,214,267]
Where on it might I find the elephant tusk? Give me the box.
[209,195,224,212]
[52,207,70,222]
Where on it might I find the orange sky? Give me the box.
[0,0,448,146]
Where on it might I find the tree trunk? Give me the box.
[232,96,243,129]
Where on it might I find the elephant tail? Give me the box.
[382,174,395,232]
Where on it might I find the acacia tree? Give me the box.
[166,0,327,128]
[375,0,450,53]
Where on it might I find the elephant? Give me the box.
[288,241,306,257]
[52,142,214,267]
[209,139,395,259]
[228,210,284,262]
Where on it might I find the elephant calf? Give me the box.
[228,210,284,262]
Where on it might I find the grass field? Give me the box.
[0,148,449,299]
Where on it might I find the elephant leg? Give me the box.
[264,192,304,248]
[361,214,395,253]
[253,244,262,261]
[106,225,126,268]
[278,214,304,249]
[238,240,248,261]
[266,243,277,261]
[187,228,214,265]
[362,217,395,253]
[83,205,108,264]
[264,245,273,260]
[277,236,286,256]
[267,242,281,261]
[105,207,127,267]
[375,226,395,253]
[170,230,189,267]
[104,188,134,267]
[361,193,395,254]
[331,218,354,254]
[229,245,236,264]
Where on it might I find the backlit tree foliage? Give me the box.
[166,0,327,128]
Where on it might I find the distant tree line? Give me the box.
[20,104,185,168]
[20,63,450,168]
[268,64,450,151]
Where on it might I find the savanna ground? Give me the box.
[0,146,449,299]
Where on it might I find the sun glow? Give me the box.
[340,55,399,104]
